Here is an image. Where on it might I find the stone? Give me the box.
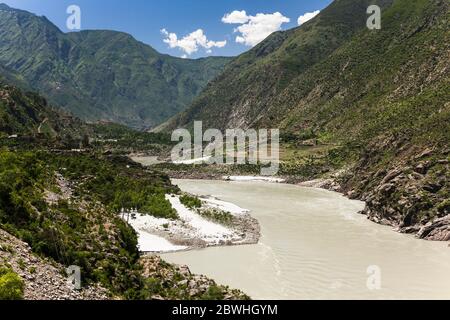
[177,280,188,287]
[415,148,433,159]
[414,162,430,174]
[381,169,402,184]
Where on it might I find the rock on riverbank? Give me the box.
[140,255,249,300]
[299,152,449,242]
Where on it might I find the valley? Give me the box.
[0,0,448,302]
[158,0,450,241]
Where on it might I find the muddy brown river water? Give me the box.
[163,179,450,300]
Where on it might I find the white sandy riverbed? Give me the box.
[124,194,248,253]
[137,232,188,252]
[173,156,212,165]
[199,196,249,215]
[223,176,285,183]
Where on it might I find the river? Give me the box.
[162,179,450,300]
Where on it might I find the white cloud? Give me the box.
[221,10,250,24]
[297,10,320,26]
[222,11,290,47]
[161,28,227,56]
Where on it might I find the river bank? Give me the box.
[153,159,449,242]
[130,153,449,243]
[124,194,260,254]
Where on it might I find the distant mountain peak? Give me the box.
[0,3,232,129]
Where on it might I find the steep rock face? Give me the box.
[0,4,231,129]
[341,142,449,241]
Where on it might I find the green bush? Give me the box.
[200,285,225,300]
[0,268,25,300]
[180,195,202,210]
[199,209,233,225]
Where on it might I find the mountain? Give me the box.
[161,0,449,239]
[0,79,87,141]
[0,3,231,130]
[160,0,397,130]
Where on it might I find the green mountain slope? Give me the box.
[0,3,231,129]
[161,0,395,130]
[161,0,449,239]
[0,80,87,142]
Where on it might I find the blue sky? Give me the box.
[2,0,332,58]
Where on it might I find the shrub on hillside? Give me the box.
[0,267,25,300]
[180,195,202,210]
